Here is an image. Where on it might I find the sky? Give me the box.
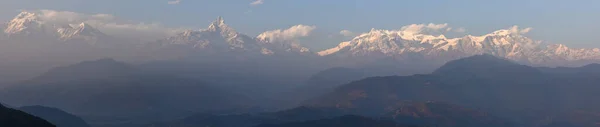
[1,0,599,50]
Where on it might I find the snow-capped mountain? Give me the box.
[161,17,258,51]
[2,11,110,44]
[318,27,600,66]
[2,11,598,67]
[256,32,311,54]
[56,23,108,42]
[4,12,51,36]
[159,17,311,55]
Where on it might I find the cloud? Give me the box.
[244,10,253,14]
[508,25,533,34]
[36,10,115,23]
[454,27,467,33]
[168,0,181,5]
[400,23,450,34]
[257,25,317,42]
[23,10,180,40]
[396,23,471,36]
[251,0,264,6]
[339,30,355,37]
[520,27,533,34]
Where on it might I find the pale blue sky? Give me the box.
[1,0,599,50]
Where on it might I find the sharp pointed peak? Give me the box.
[209,16,226,27]
[68,22,91,30]
[207,16,228,31]
[64,22,97,31]
[57,22,107,40]
[205,16,238,35]
[215,16,225,24]
[78,22,90,27]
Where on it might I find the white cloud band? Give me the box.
[339,30,355,37]
[257,25,317,42]
[251,0,264,6]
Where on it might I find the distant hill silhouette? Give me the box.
[0,58,252,125]
[148,106,344,127]
[383,101,512,127]
[305,54,600,127]
[19,105,90,127]
[151,102,507,127]
[0,103,55,127]
[254,115,418,127]
[433,54,543,81]
[283,67,367,107]
[306,67,366,86]
[30,58,137,82]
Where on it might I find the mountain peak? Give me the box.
[161,16,311,55]
[74,23,104,35]
[317,25,592,66]
[215,16,225,25]
[161,16,261,51]
[57,22,107,41]
[14,11,37,20]
[203,16,241,42]
[4,11,45,34]
[207,16,230,32]
[78,22,90,28]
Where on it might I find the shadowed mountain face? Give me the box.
[305,54,600,127]
[19,105,90,127]
[0,103,55,127]
[0,59,252,125]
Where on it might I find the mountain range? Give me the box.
[141,54,600,127]
[4,12,108,44]
[2,11,600,69]
[157,16,310,55]
[3,54,600,127]
[319,27,600,66]
[149,100,512,127]
[3,11,600,127]
[2,12,310,56]
[0,58,256,126]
